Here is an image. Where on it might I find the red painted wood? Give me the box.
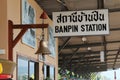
[0,74,11,79]
[13,24,48,29]
[8,20,49,61]
[13,28,28,47]
[8,20,13,61]
[40,11,48,19]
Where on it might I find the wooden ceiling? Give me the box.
[36,0,120,74]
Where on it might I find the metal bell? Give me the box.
[35,39,50,55]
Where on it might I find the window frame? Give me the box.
[17,55,39,80]
[43,64,55,80]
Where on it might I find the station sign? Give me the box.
[52,9,109,37]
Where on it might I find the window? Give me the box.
[50,66,55,80]
[18,57,28,80]
[44,65,55,80]
[29,61,35,80]
[17,56,39,80]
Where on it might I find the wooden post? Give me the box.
[8,20,13,61]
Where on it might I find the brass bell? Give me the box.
[35,39,50,55]
[36,12,50,55]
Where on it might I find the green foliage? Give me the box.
[58,68,79,80]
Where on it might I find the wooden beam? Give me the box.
[13,28,28,47]
[61,47,80,69]
[70,65,107,73]
[8,20,13,61]
[71,52,87,71]
[102,36,107,68]
[103,36,107,58]
[97,0,104,9]
[59,61,117,70]
[59,57,120,63]
[8,20,48,61]
[58,37,71,55]
[59,40,120,49]
[109,8,120,12]
[59,60,120,67]
[59,49,119,57]
[13,24,48,29]
[110,28,120,31]
[113,48,120,69]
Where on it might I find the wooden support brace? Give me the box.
[12,28,28,47]
[8,20,48,61]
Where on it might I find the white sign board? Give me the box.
[53,9,109,37]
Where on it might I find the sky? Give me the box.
[100,68,120,80]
